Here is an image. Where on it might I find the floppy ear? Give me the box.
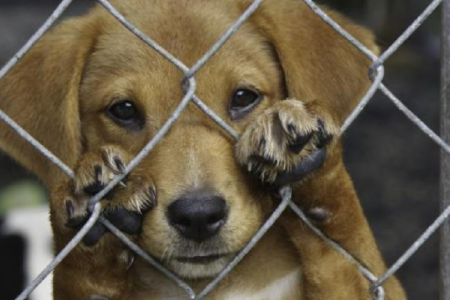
[0,16,98,187]
[244,0,379,124]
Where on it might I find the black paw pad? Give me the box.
[105,208,142,235]
[83,222,107,247]
[272,148,327,186]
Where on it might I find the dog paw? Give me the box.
[57,145,156,246]
[235,100,339,186]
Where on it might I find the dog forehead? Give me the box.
[93,0,253,64]
[81,0,273,93]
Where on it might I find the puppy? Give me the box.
[0,0,407,299]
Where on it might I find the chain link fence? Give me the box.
[0,0,448,299]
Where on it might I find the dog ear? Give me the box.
[244,0,379,124]
[0,16,98,187]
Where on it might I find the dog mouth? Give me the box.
[166,252,233,279]
[175,253,227,265]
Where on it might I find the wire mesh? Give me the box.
[0,0,447,299]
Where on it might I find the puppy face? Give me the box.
[0,0,377,280]
[79,1,285,278]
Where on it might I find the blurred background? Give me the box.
[0,0,443,299]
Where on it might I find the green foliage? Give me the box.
[0,180,47,216]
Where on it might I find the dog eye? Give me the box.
[229,88,262,119]
[107,100,143,130]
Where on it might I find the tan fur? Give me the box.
[0,0,406,299]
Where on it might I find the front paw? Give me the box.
[52,145,156,247]
[235,100,339,186]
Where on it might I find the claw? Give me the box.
[247,160,254,172]
[258,137,266,153]
[127,252,136,270]
[94,165,102,182]
[316,119,333,148]
[119,181,127,188]
[114,156,125,173]
[288,131,313,154]
[145,187,157,210]
[83,222,107,247]
[287,123,297,135]
[84,183,106,196]
[106,208,142,235]
[65,200,89,228]
[66,200,74,219]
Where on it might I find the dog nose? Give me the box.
[168,195,228,242]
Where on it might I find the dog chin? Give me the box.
[167,256,232,279]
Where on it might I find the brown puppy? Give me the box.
[0,0,407,299]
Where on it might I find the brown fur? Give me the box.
[0,0,406,299]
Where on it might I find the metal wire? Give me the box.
[185,0,267,78]
[373,0,443,68]
[14,204,102,300]
[195,186,292,299]
[0,0,75,81]
[341,66,385,133]
[0,0,447,299]
[100,217,197,299]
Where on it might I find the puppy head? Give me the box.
[0,0,377,279]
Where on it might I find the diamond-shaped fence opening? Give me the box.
[0,0,449,299]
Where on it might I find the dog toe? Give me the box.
[74,146,129,197]
[112,173,157,213]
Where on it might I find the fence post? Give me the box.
[441,0,450,299]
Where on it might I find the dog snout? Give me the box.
[168,194,228,242]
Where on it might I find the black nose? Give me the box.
[168,194,228,242]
